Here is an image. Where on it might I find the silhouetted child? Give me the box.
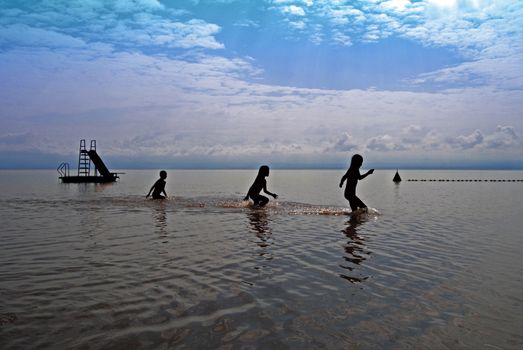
[146,170,168,199]
[244,165,278,207]
[339,154,374,212]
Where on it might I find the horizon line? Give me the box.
[2,166,523,171]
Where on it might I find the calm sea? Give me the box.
[1,169,523,349]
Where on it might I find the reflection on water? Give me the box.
[152,201,167,236]
[246,208,273,261]
[73,182,115,194]
[339,220,370,283]
[247,208,271,235]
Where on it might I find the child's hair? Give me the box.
[258,165,269,177]
[160,170,167,178]
[349,154,363,169]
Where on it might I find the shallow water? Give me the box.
[1,169,523,349]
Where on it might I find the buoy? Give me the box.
[393,170,402,183]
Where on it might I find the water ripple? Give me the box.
[2,170,523,349]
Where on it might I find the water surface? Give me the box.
[1,170,523,349]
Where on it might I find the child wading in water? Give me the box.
[244,165,278,207]
[146,170,168,199]
[339,154,374,212]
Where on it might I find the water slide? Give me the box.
[87,150,112,178]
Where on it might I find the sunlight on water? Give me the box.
[1,170,523,349]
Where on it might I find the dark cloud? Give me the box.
[366,135,408,152]
[326,133,358,152]
[401,125,431,145]
[453,129,484,149]
[445,126,521,150]
[484,125,520,149]
[0,132,33,145]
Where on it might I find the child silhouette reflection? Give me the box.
[340,221,369,283]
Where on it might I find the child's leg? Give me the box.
[352,195,367,209]
[251,194,269,206]
[345,193,364,211]
[258,195,269,207]
[251,194,260,206]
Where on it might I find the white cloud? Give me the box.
[269,0,523,90]
[332,31,352,46]
[0,2,224,50]
[426,0,456,9]
[17,0,508,92]
[0,24,87,48]
[234,19,260,28]
[380,0,413,13]
[289,21,306,30]
[282,5,306,16]
[113,0,164,12]
[169,19,224,49]
[100,16,225,49]
[273,0,312,6]
[328,7,366,25]
[412,52,523,90]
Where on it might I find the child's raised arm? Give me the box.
[358,169,374,180]
[263,183,278,199]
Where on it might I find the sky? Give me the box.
[1,0,523,169]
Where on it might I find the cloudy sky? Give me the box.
[1,0,522,169]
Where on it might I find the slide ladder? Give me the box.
[77,139,91,176]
